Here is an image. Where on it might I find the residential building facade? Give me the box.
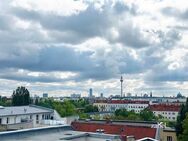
[0,105,54,130]
[94,100,149,113]
[149,104,180,121]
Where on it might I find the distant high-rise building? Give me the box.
[150,92,153,97]
[100,93,103,98]
[89,88,93,97]
[71,93,81,98]
[127,93,132,97]
[120,76,123,98]
[43,93,48,98]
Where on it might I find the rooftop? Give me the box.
[71,120,158,140]
[149,104,180,112]
[0,125,121,141]
[0,105,53,117]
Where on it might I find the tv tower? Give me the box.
[120,76,123,98]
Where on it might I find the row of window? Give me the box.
[0,114,51,124]
[153,111,176,115]
[163,116,176,120]
[98,105,147,109]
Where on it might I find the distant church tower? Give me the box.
[120,76,123,98]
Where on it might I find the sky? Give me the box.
[0,0,188,97]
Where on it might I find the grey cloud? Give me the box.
[168,25,188,31]
[0,0,187,96]
[162,7,188,20]
[0,14,13,31]
[0,43,162,82]
[11,5,112,44]
[11,1,151,48]
[147,70,188,82]
[145,63,188,82]
[0,45,94,72]
[0,72,67,83]
[113,1,138,15]
[157,30,181,47]
[148,29,181,49]
[117,24,150,48]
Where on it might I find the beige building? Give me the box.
[160,128,177,141]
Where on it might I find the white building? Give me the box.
[0,105,54,130]
[94,100,149,113]
[149,104,180,121]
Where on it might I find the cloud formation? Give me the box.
[0,0,187,97]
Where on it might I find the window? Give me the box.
[36,115,39,120]
[167,136,172,141]
[36,115,39,124]
[6,117,9,124]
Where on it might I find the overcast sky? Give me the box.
[0,0,188,97]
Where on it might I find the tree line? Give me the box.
[176,98,188,141]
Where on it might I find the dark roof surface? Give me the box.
[72,121,157,140]
[149,104,180,112]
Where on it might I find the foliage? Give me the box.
[0,96,11,106]
[70,98,89,108]
[178,114,188,141]
[36,99,53,109]
[79,113,90,119]
[12,86,30,106]
[113,108,157,121]
[36,99,76,117]
[176,98,188,137]
[36,98,98,118]
[84,104,98,113]
[158,118,176,127]
[93,114,101,120]
[140,108,156,121]
[115,109,129,117]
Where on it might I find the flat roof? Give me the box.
[0,105,53,117]
[0,125,121,141]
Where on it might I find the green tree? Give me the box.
[0,96,11,106]
[140,108,156,121]
[178,114,188,141]
[12,86,30,106]
[115,109,129,117]
[79,113,90,119]
[84,105,98,113]
[62,100,76,116]
[127,113,140,120]
[176,98,188,137]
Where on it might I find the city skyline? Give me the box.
[0,0,188,97]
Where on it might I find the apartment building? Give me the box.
[149,104,180,121]
[94,100,149,113]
